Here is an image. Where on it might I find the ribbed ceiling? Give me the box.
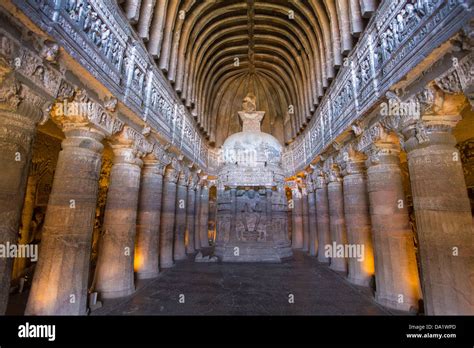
[120,0,378,145]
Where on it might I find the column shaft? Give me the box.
[185,187,196,254]
[327,180,348,273]
[343,168,374,286]
[199,185,209,247]
[26,127,104,314]
[315,182,331,263]
[301,190,310,252]
[160,168,178,268]
[134,160,164,279]
[405,128,473,314]
[194,185,202,250]
[366,145,422,311]
[291,189,304,249]
[173,177,188,260]
[94,146,142,299]
[0,110,36,314]
[308,190,318,256]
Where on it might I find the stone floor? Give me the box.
[92,251,392,316]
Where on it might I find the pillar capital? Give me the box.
[51,89,124,137]
[324,158,342,183]
[311,165,327,189]
[336,143,367,176]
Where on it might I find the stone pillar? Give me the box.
[339,148,374,286]
[301,181,310,252]
[314,169,331,263]
[363,131,422,312]
[134,151,167,280]
[194,184,202,250]
[1,81,45,314]
[290,182,303,249]
[401,112,473,315]
[199,180,209,248]
[94,129,147,299]
[307,177,318,257]
[326,163,348,273]
[160,162,179,268]
[173,171,188,261]
[185,178,197,254]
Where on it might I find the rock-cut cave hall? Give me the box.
[0,0,473,316]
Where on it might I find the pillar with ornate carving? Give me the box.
[1,80,46,314]
[160,161,179,268]
[400,99,473,314]
[361,126,422,312]
[134,147,168,279]
[174,170,188,260]
[314,169,331,263]
[326,162,348,273]
[26,95,117,315]
[290,181,304,249]
[94,127,148,299]
[307,175,318,256]
[199,179,209,248]
[338,147,374,286]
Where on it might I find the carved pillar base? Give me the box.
[94,144,142,299]
[26,126,104,315]
[135,157,164,280]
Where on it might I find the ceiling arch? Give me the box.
[120,0,378,145]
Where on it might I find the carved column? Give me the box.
[1,80,46,314]
[339,147,374,286]
[306,175,318,256]
[199,179,209,248]
[301,179,310,252]
[361,127,422,311]
[26,95,118,315]
[94,127,148,299]
[290,181,303,249]
[134,148,168,280]
[185,175,197,254]
[194,184,202,250]
[398,97,473,314]
[174,170,188,261]
[326,162,348,273]
[160,161,179,268]
[314,169,331,263]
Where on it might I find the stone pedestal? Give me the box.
[26,125,104,315]
[173,172,188,261]
[365,141,422,311]
[327,166,348,273]
[1,89,44,314]
[185,185,196,254]
[342,157,374,287]
[314,172,331,263]
[307,184,318,256]
[94,143,142,299]
[134,156,165,280]
[160,165,178,268]
[403,117,473,315]
[194,185,202,250]
[199,183,209,247]
[290,184,304,249]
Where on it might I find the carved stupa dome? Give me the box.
[221,93,282,166]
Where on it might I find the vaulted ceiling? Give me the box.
[119,0,379,146]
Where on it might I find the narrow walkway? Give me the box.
[93,251,391,315]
